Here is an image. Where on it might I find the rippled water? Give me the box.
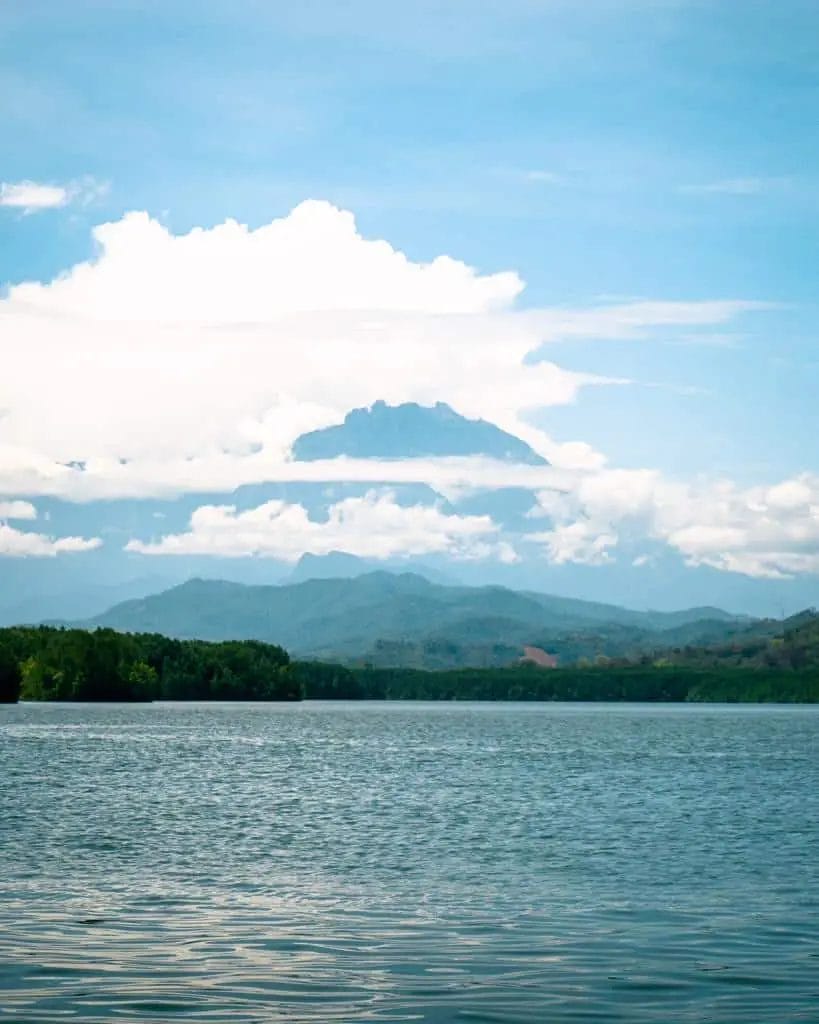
[1,701,818,1023]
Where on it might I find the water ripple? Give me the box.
[2,701,818,1022]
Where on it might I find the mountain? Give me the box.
[82,572,747,669]
[288,551,458,585]
[292,401,548,464]
[288,551,377,582]
[0,572,182,627]
[654,608,819,670]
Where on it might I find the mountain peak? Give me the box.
[292,401,548,464]
[288,551,456,586]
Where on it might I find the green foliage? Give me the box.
[290,660,367,699]
[4,617,819,705]
[296,660,819,704]
[649,608,819,675]
[685,670,819,703]
[2,626,294,702]
[127,661,159,701]
[0,643,22,702]
[84,572,749,669]
[344,664,695,702]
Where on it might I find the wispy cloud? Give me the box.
[679,177,784,197]
[491,167,564,187]
[0,180,69,212]
[0,176,108,214]
[669,332,745,349]
[522,169,563,185]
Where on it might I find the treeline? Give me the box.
[0,626,297,702]
[295,661,819,703]
[2,626,818,704]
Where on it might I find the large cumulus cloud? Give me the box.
[3,198,798,578]
[1,200,754,498]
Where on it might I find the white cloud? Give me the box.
[0,177,106,214]
[528,520,618,566]
[0,200,761,501]
[523,170,563,184]
[121,461,819,579]
[5,199,799,578]
[126,490,505,562]
[0,523,101,558]
[0,500,100,556]
[679,177,782,196]
[0,500,37,520]
[0,181,68,212]
[9,201,524,318]
[652,474,819,578]
[0,447,576,503]
[529,469,819,579]
[765,478,813,511]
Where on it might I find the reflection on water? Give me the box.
[1,701,818,1022]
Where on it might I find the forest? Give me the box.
[0,626,297,703]
[2,621,819,704]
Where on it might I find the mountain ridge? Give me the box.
[292,401,548,464]
[78,571,749,669]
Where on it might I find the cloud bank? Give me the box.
[1,200,759,498]
[127,489,514,563]
[529,470,819,579]
[121,466,819,579]
[3,198,802,580]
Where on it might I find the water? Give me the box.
[1,701,818,1023]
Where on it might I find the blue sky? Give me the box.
[1,0,818,617]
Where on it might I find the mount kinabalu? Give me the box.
[292,401,548,464]
[81,572,746,669]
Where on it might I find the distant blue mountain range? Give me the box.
[76,571,748,669]
[292,401,548,464]
[288,551,458,585]
[1,401,814,625]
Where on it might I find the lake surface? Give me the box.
[1,701,818,1023]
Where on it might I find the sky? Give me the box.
[1,0,818,617]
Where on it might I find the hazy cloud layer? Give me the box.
[120,466,819,579]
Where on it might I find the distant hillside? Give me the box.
[287,551,458,586]
[0,573,181,628]
[654,608,819,671]
[82,572,747,669]
[292,401,548,464]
